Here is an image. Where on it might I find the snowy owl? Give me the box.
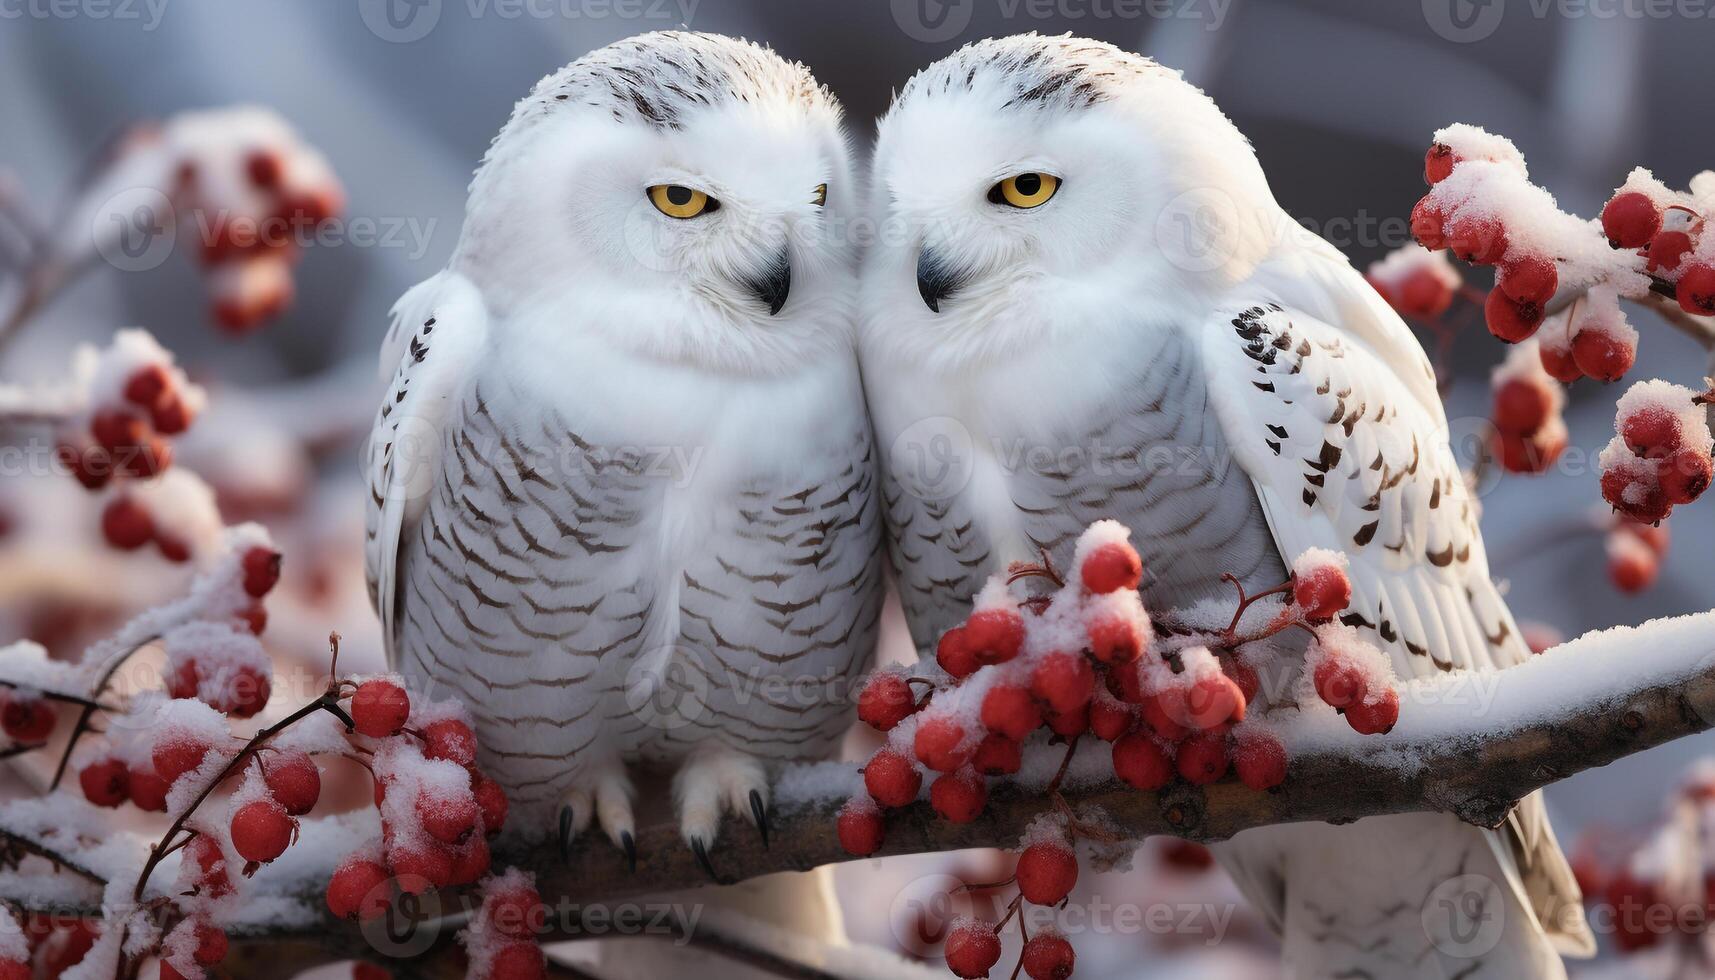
[364,32,883,873]
[861,34,1593,977]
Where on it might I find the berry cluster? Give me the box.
[839,524,1396,978]
[1488,340,1568,475]
[325,677,509,915]
[131,107,345,334]
[1599,181,1715,320]
[40,331,213,560]
[453,870,549,980]
[1597,380,1714,524]
[1570,758,1715,956]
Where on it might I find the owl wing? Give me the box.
[1198,298,1595,956]
[879,468,998,656]
[364,271,490,661]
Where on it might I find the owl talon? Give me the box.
[558,805,575,863]
[621,830,637,873]
[691,836,722,884]
[749,789,770,849]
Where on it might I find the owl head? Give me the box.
[863,34,1289,372]
[455,32,856,375]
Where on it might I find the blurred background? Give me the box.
[2,1,1713,976]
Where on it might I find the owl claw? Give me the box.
[620,830,637,873]
[749,789,770,849]
[558,805,575,863]
[691,836,722,884]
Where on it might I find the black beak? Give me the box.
[741,249,791,316]
[917,246,963,313]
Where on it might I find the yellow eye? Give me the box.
[812,183,828,207]
[648,184,716,219]
[991,172,1060,209]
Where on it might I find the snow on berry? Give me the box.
[1366,244,1461,320]
[1021,930,1076,980]
[1606,528,1659,595]
[1232,726,1288,791]
[1072,520,1144,594]
[460,870,547,980]
[1489,340,1563,438]
[1304,626,1399,732]
[856,668,917,732]
[326,858,391,922]
[1600,381,1714,521]
[863,747,923,808]
[837,796,885,856]
[929,768,988,823]
[350,677,411,738]
[1016,834,1079,906]
[162,622,272,718]
[1291,549,1351,623]
[944,918,1003,980]
[420,718,479,768]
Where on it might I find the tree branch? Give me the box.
[5,613,1713,976]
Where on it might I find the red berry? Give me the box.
[1190,674,1246,728]
[91,408,148,454]
[1498,255,1557,306]
[972,733,1022,776]
[1679,263,1715,317]
[237,602,268,636]
[422,718,478,766]
[1410,197,1447,250]
[1603,465,1670,524]
[930,768,987,823]
[326,859,392,921]
[1045,704,1088,738]
[1,698,54,742]
[1139,692,1189,741]
[156,534,192,564]
[117,436,172,478]
[1423,143,1456,185]
[863,749,922,808]
[1030,651,1095,716]
[1493,377,1554,436]
[229,664,271,718]
[1623,408,1684,458]
[1223,658,1260,703]
[1080,541,1141,594]
[1086,615,1142,664]
[101,497,154,551]
[1233,732,1288,791]
[914,716,973,773]
[487,942,547,980]
[151,735,210,784]
[188,919,227,965]
[837,797,885,856]
[936,626,978,679]
[80,758,130,807]
[945,921,1003,980]
[1175,730,1230,785]
[1571,327,1635,383]
[241,546,282,598]
[1622,519,1671,556]
[1484,289,1543,343]
[263,751,321,816]
[1494,427,1565,475]
[231,799,296,863]
[965,609,1025,666]
[1661,450,1713,506]
[160,960,188,980]
[1398,268,1454,318]
[1294,564,1352,623]
[1608,546,1658,594]
[1021,933,1076,980]
[246,150,284,189]
[1646,230,1694,275]
[124,364,172,409]
[184,834,232,897]
[351,679,410,738]
[1346,688,1401,735]
[1112,732,1173,791]
[1538,342,1583,383]
[448,836,491,886]
[150,394,192,435]
[1313,658,1368,710]
[1088,697,1134,742]
[417,791,480,845]
[472,775,509,835]
[856,673,916,732]
[387,840,453,892]
[129,766,170,812]
[59,441,113,490]
[486,882,544,940]
[1017,841,1079,905]
[981,684,1042,741]
[1447,215,1508,265]
[1601,191,1661,248]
